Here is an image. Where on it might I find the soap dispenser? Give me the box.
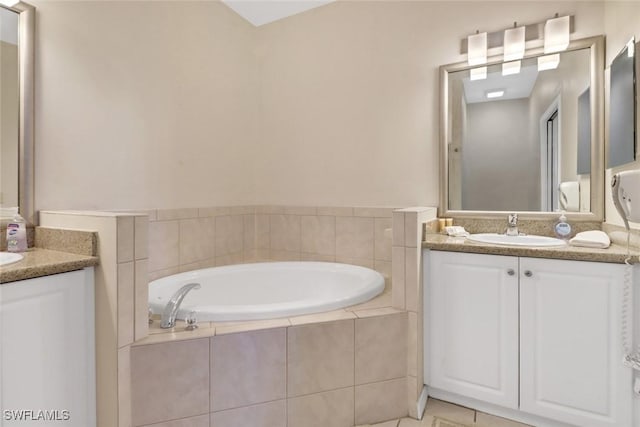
[554,211,572,239]
[6,207,28,252]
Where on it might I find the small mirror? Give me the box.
[608,38,636,168]
[441,36,604,220]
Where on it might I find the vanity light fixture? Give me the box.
[486,90,505,99]
[544,14,570,54]
[470,66,487,81]
[502,60,521,76]
[0,0,19,6]
[538,53,560,71]
[467,31,488,66]
[503,24,525,61]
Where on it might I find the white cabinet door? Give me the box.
[0,268,95,427]
[428,251,519,409]
[520,258,632,427]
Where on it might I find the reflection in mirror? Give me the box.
[608,38,636,168]
[447,47,593,213]
[0,7,19,208]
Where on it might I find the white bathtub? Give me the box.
[148,262,385,322]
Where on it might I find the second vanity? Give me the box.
[422,235,639,427]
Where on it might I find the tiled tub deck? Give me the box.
[128,291,410,427]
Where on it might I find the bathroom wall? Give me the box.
[32,0,258,211]
[604,1,640,228]
[254,1,605,208]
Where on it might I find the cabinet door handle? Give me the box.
[507,269,515,276]
[524,270,533,277]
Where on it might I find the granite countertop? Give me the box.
[423,233,640,264]
[0,248,99,283]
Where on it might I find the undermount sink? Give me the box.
[0,252,24,266]
[466,233,567,248]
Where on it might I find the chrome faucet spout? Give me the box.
[160,283,201,329]
[506,213,519,236]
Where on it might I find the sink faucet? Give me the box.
[506,213,519,236]
[160,283,201,329]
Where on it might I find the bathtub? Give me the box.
[148,262,385,322]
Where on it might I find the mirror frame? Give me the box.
[2,2,35,224]
[439,35,605,221]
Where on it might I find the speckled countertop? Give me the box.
[422,234,640,264]
[0,227,99,283]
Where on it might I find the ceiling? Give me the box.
[463,62,539,104]
[222,0,336,27]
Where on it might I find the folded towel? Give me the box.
[569,230,611,249]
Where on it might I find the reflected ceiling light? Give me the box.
[470,66,487,81]
[486,90,505,99]
[0,0,19,6]
[544,15,570,53]
[502,60,521,76]
[468,31,487,66]
[538,54,560,71]
[503,24,525,61]
[627,38,635,58]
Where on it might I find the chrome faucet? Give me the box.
[160,283,201,329]
[506,213,519,236]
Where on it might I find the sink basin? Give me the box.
[0,252,24,266]
[466,233,567,248]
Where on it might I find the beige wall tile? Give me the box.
[284,206,317,215]
[214,318,291,336]
[215,252,244,266]
[270,249,301,261]
[424,398,475,425]
[143,414,210,427]
[157,208,199,221]
[317,206,353,216]
[392,212,405,247]
[145,210,158,222]
[289,309,356,326]
[374,218,392,261]
[335,257,374,269]
[374,259,391,291]
[131,339,209,426]
[149,221,180,272]
[407,312,417,378]
[407,376,418,419]
[134,216,149,260]
[355,378,408,425]
[404,212,419,248]
[211,328,287,411]
[336,217,374,259]
[118,346,131,427]
[179,258,217,273]
[353,207,395,218]
[199,206,231,217]
[288,387,354,427]
[230,205,255,215]
[404,248,419,312]
[180,217,216,265]
[256,214,270,250]
[118,262,135,347]
[211,400,286,427]
[353,306,403,319]
[243,214,256,251]
[301,215,336,255]
[288,319,355,397]
[391,247,405,309]
[134,259,149,341]
[215,215,244,256]
[347,291,391,312]
[270,214,301,252]
[301,252,336,262]
[255,205,284,214]
[355,312,407,384]
[117,216,135,263]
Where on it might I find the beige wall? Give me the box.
[604,1,640,228]
[31,1,608,213]
[1,40,19,207]
[33,0,258,211]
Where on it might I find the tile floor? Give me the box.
[357,398,532,427]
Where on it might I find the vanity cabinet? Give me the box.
[425,251,634,427]
[0,268,95,427]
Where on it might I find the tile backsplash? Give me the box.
[146,205,396,289]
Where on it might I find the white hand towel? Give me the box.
[569,230,611,249]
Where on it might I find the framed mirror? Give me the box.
[0,1,34,224]
[608,37,636,168]
[440,36,604,221]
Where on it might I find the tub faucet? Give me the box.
[506,213,519,236]
[160,283,201,329]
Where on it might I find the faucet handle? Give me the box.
[508,213,518,225]
[185,311,198,331]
